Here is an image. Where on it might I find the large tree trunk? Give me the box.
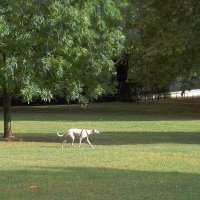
[3,88,13,138]
[116,53,134,102]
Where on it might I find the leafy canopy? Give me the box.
[125,0,200,92]
[0,0,125,103]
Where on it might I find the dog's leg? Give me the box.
[86,137,94,148]
[71,141,75,147]
[68,133,76,147]
[62,139,67,149]
[78,138,83,147]
[71,138,75,147]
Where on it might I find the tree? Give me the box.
[122,0,200,96]
[0,0,125,138]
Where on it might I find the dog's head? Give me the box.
[93,129,100,134]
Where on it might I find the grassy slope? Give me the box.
[0,99,200,200]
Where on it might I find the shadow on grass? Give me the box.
[8,112,200,121]
[1,101,200,122]
[0,167,199,200]
[96,131,200,145]
[4,131,200,145]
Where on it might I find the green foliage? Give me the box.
[125,0,200,93]
[0,0,125,103]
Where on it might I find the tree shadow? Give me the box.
[95,131,200,145]
[1,102,200,122]
[0,166,199,200]
[8,112,200,121]
[2,131,200,145]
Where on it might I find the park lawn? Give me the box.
[0,99,200,200]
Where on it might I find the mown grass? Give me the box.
[0,99,200,200]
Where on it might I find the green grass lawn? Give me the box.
[0,99,200,200]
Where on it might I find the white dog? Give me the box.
[57,128,99,148]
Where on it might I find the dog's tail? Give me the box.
[57,131,65,137]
